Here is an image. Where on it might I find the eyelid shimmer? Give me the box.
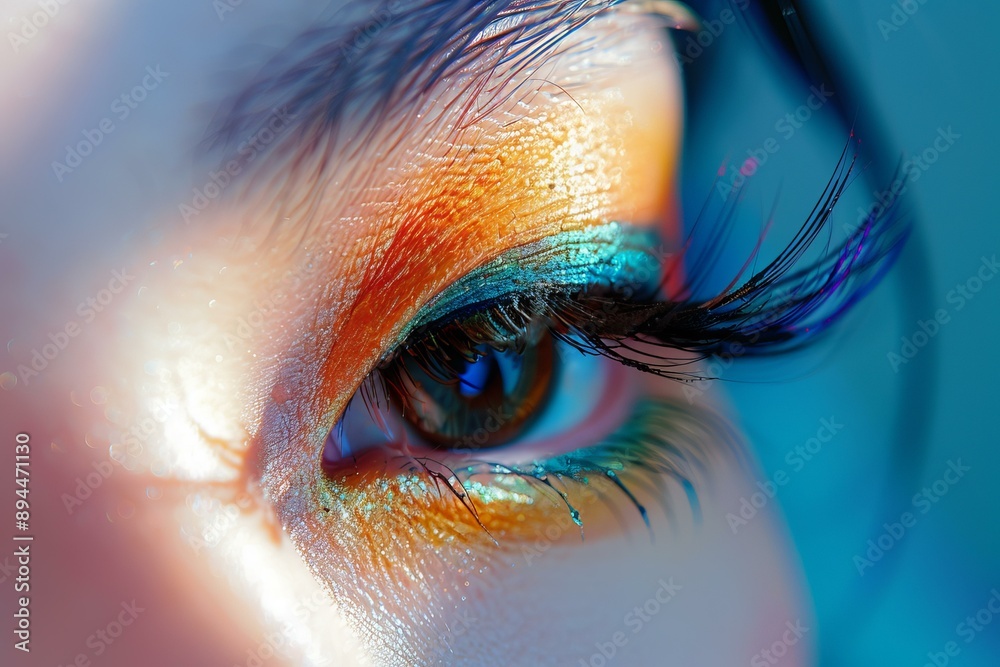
[398,222,667,341]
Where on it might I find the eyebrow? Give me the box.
[207,0,636,173]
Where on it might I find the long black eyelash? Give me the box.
[382,136,907,383]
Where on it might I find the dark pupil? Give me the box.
[389,335,556,449]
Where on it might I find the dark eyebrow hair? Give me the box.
[206,0,666,173]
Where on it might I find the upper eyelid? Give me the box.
[190,2,689,339]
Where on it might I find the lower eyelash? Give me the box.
[383,395,740,542]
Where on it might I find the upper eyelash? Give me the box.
[340,136,905,538]
[382,136,908,383]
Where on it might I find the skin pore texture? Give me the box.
[1,2,812,666]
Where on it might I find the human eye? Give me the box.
[323,159,903,528]
[320,223,703,536]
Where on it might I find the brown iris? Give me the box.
[386,334,556,450]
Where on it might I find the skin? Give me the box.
[1,2,812,665]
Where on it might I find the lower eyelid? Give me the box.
[316,372,732,556]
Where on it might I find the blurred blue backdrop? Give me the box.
[679,1,1000,664]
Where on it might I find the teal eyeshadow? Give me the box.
[402,221,664,338]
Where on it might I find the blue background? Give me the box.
[679,1,1000,664]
